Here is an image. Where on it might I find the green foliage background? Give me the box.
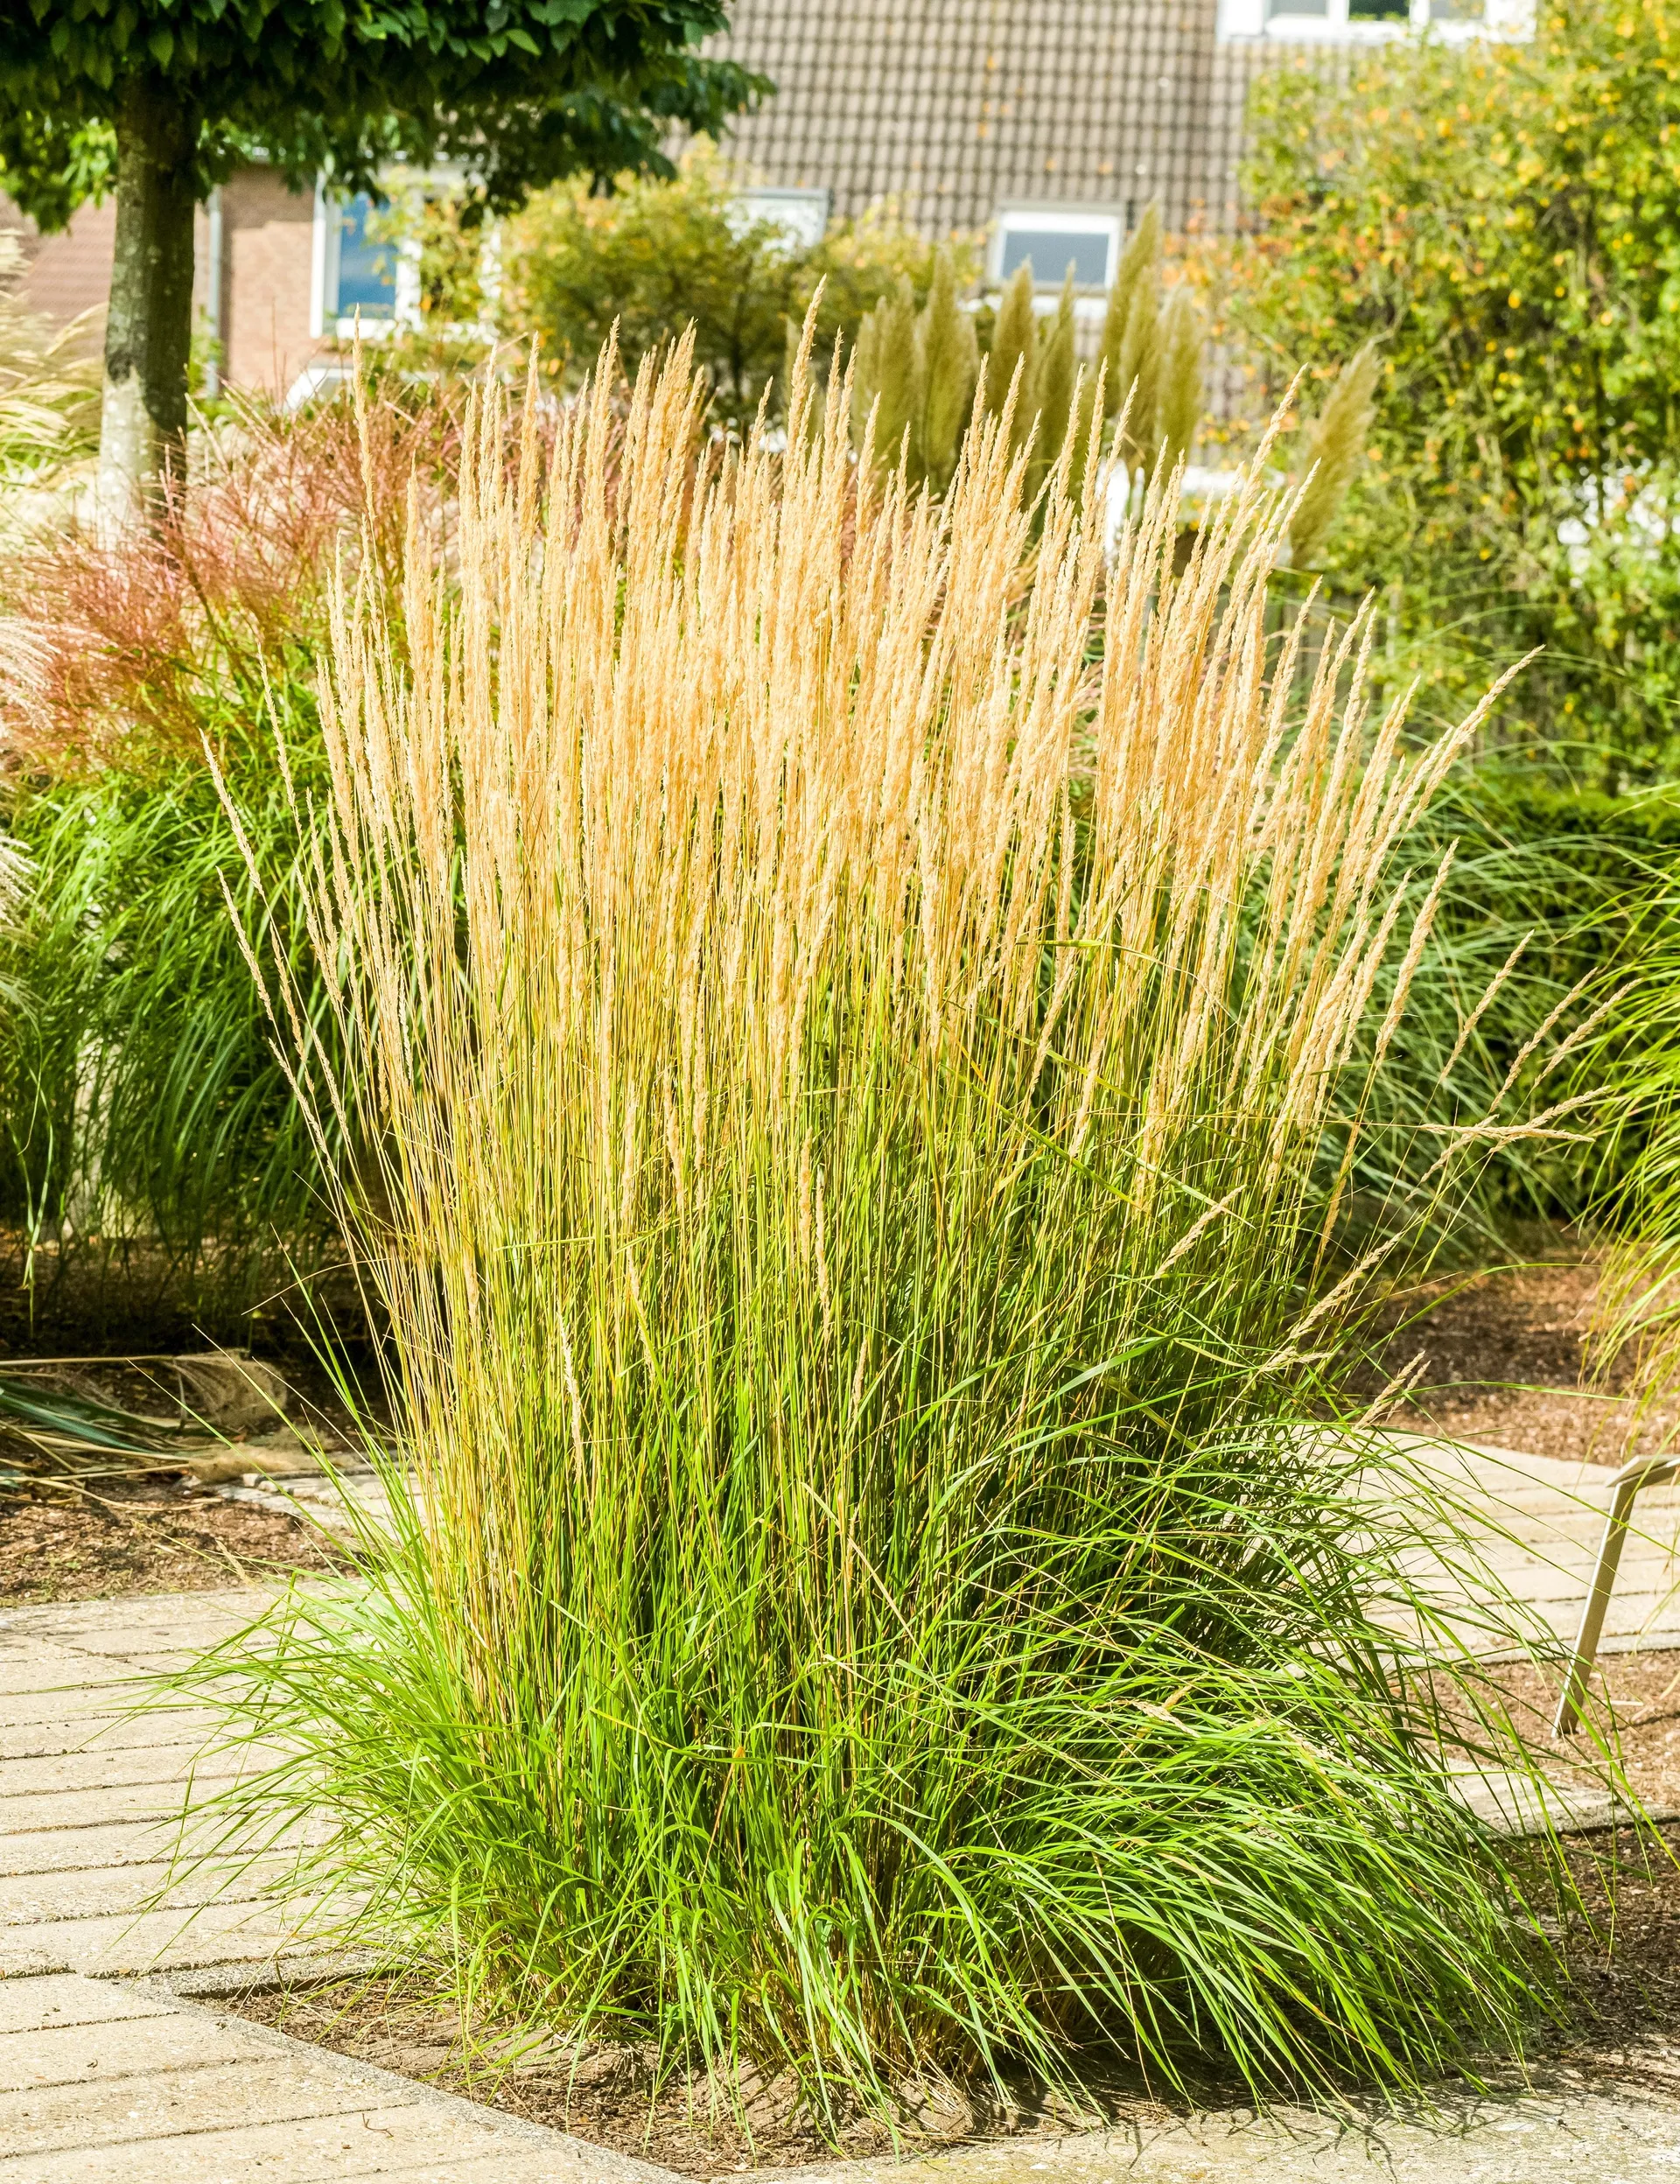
[0,0,766,226]
[1217,2,1680,780]
[0,713,335,1326]
[502,146,975,423]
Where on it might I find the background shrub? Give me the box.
[0,713,333,1324]
[1360,770,1672,1239]
[0,384,469,1319]
[1213,1,1680,780]
[502,144,974,424]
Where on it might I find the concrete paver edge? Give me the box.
[124,1965,688,2184]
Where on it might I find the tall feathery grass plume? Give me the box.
[1289,342,1381,570]
[197,323,1567,2129]
[1586,878,1680,1430]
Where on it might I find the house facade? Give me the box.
[710,0,1531,289]
[1,0,1531,403]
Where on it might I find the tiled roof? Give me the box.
[707,0,1270,236]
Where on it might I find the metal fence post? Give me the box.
[1552,1453,1680,1738]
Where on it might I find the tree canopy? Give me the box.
[0,0,765,523]
[0,0,766,229]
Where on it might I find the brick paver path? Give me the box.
[8,1439,1680,2182]
[1396,1436,1680,1656]
[0,1590,668,2182]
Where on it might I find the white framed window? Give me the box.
[310,183,413,339]
[311,172,506,343]
[1217,0,1532,38]
[991,207,1122,294]
[731,187,832,250]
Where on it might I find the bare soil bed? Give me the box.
[1489,1647,1680,1814]
[0,1318,364,1604]
[1559,1819,1680,2075]
[199,1249,1680,2167]
[0,1471,346,1602]
[225,1815,1680,2180]
[230,1974,1175,2179]
[0,1242,1643,1606]
[1364,1245,1679,1464]
[221,1652,1680,2176]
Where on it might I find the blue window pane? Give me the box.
[999,228,1111,289]
[334,193,396,318]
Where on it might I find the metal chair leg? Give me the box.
[1552,1455,1679,1738]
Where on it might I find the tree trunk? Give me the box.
[96,74,197,542]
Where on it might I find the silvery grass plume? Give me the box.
[191,322,1573,2131]
[0,234,98,481]
[0,828,29,930]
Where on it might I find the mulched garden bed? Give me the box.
[223,1815,1680,2180]
[186,1245,1680,2166]
[229,1974,1171,2179]
[0,1470,347,1602]
[0,1320,366,1604]
[1362,1242,1680,1465]
[0,1242,1653,1606]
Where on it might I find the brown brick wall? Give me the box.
[10,198,115,347]
[2,189,241,372]
[2,165,323,396]
[221,166,321,397]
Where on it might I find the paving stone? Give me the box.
[0,2102,649,2181]
[3,1635,229,1677]
[1,1812,315,1880]
[0,1971,176,2037]
[1384,1436,1680,1656]
[0,1648,152,1701]
[1447,1766,1669,1838]
[0,2050,425,2157]
[0,1896,325,1977]
[0,1852,299,1925]
[0,1707,221,1762]
[0,1740,276,1803]
[760,2090,1680,2180]
[0,2004,278,2091]
[0,1943,68,1977]
[0,1594,271,1646]
[370,2160,673,2183]
[0,1634,232,1679]
[0,1688,208,1732]
[0,1777,226,1834]
[218,1474,394,1542]
[0,1818,184,1876]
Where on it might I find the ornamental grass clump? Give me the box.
[205,330,1557,2120]
[0,382,469,1313]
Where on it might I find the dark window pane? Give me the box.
[998,228,1111,288]
[1348,0,1410,16]
[335,193,396,318]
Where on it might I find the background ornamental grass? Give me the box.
[192,332,1566,2122]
